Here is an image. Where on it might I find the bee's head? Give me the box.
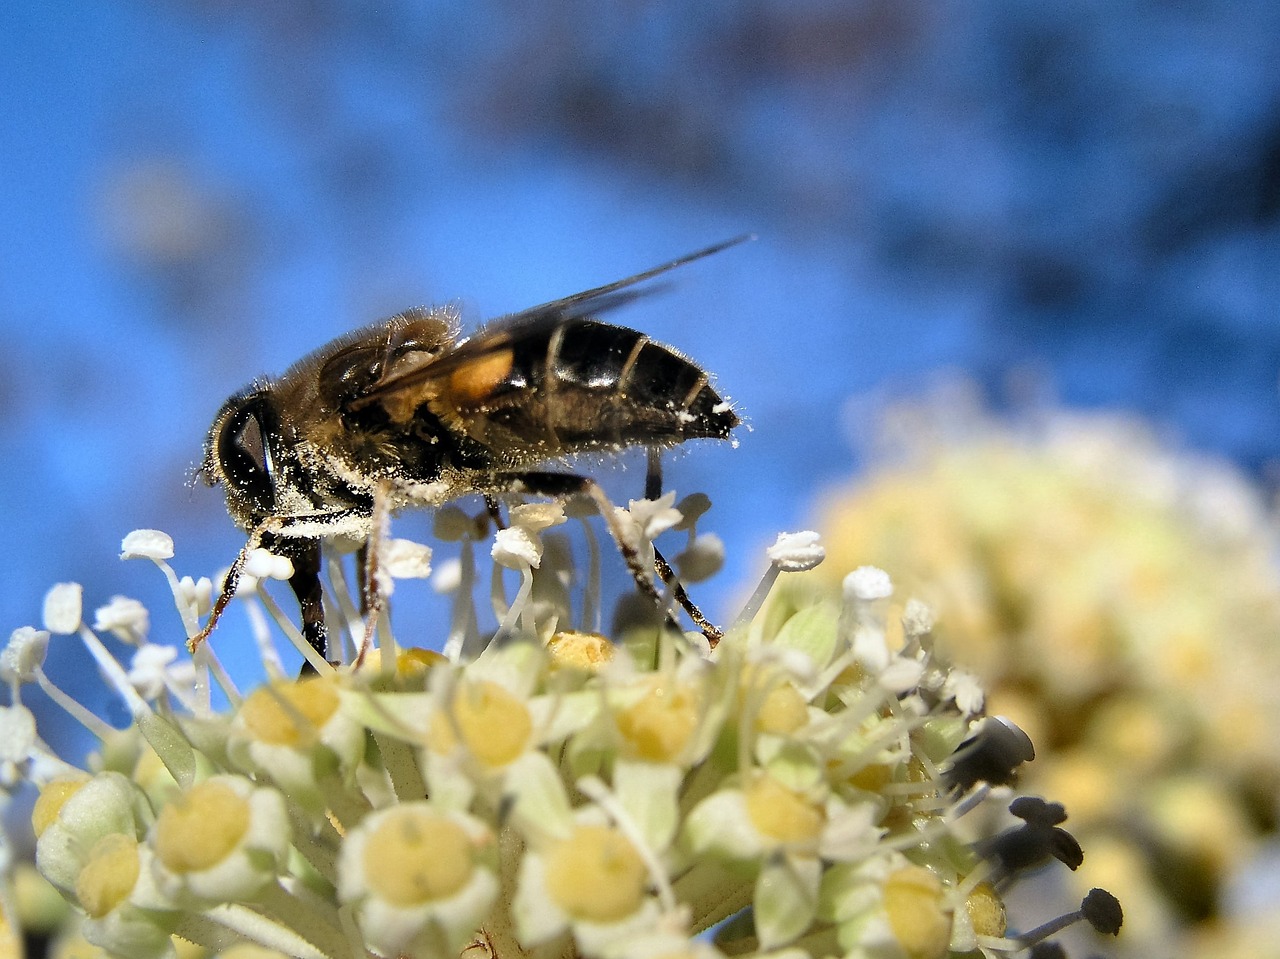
[203,384,280,528]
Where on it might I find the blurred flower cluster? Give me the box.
[1,495,1122,958]
[817,396,1280,957]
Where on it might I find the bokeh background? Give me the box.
[3,1,1279,953]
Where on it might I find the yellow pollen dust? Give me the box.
[31,777,89,838]
[547,631,614,671]
[428,679,532,767]
[364,808,474,906]
[154,781,250,873]
[755,681,809,735]
[744,775,825,846]
[883,865,952,959]
[545,825,648,922]
[239,677,341,748]
[965,882,1006,938]
[615,682,699,762]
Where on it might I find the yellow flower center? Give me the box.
[397,647,446,676]
[154,780,250,873]
[847,762,893,793]
[739,665,801,733]
[364,807,475,906]
[883,865,952,959]
[547,631,614,671]
[755,682,809,735]
[31,777,89,838]
[744,775,825,846]
[428,680,532,767]
[544,825,648,922]
[965,881,1006,938]
[239,677,341,747]
[75,833,140,919]
[615,682,699,762]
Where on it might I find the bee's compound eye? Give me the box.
[216,396,277,514]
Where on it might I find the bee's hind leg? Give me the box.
[642,448,722,646]
[497,471,722,648]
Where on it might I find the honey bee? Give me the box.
[196,237,747,660]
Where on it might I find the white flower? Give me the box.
[673,492,713,530]
[150,775,290,905]
[0,705,37,785]
[337,802,498,958]
[878,655,926,695]
[2,626,49,684]
[93,596,150,645]
[43,583,83,635]
[674,533,725,583]
[34,773,150,896]
[843,566,893,601]
[75,838,178,959]
[901,598,936,639]
[120,529,175,561]
[509,501,567,532]
[767,530,826,572]
[624,492,683,541]
[433,505,476,541]
[127,644,179,701]
[227,676,366,814]
[382,537,433,579]
[493,525,543,569]
[943,669,985,716]
[514,818,663,955]
[432,556,463,592]
[243,547,294,581]
[177,575,213,618]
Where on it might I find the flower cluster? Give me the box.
[818,400,1280,955]
[4,494,1120,958]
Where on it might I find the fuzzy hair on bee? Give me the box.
[196,236,750,663]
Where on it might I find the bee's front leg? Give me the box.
[188,522,268,654]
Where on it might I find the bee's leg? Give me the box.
[652,549,722,647]
[483,495,507,529]
[498,471,722,646]
[354,543,370,613]
[269,535,328,666]
[645,447,664,501]
[635,450,721,640]
[356,480,394,663]
[187,522,269,653]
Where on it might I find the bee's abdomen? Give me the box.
[467,318,738,456]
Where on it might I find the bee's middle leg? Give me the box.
[497,471,721,646]
[270,535,328,666]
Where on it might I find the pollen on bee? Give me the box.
[448,349,514,404]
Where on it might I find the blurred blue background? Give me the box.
[3,1,1279,748]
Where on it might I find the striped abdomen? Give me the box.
[438,318,738,461]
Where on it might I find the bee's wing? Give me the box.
[353,235,752,407]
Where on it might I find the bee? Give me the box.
[195,237,747,661]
